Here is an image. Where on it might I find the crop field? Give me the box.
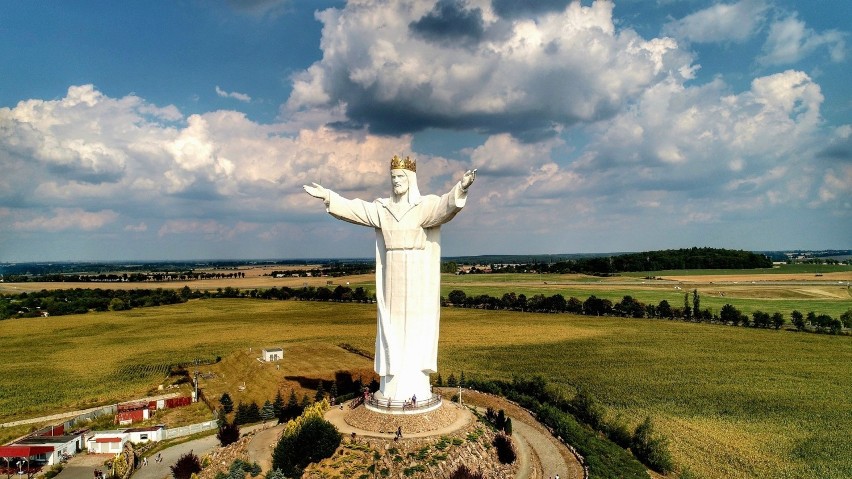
[1,269,851,478]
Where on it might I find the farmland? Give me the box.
[1,268,851,478]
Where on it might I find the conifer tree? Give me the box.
[314,381,325,402]
[272,390,284,419]
[220,392,234,414]
[261,400,275,423]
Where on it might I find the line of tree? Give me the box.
[1,271,247,283]
[489,247,772,274]
[2,264,373,284]
[0,287,186,319]
[0,284,377,320]
[444,289,852,335]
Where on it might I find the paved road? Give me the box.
[55,434,220,479]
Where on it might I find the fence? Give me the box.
[162,420,217,440]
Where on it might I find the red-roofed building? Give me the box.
[0,433,83,466]
[85,432,129,454]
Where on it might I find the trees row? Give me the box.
[2,271,246,283]
[489,247,772,275]
[445,289,851,334]
[0,287,186,319]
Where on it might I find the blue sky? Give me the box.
[1,0,850,261]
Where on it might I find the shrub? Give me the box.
[272,415,340,477]
[265,470,286,479]
[603,415,633,449]
[569,387,605,429]
[631,417,674,474]
[449,465,484,479]
[217,421,240,446]
[170,452,202,479]
[492,433,517,464]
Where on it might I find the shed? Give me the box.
[262,347,283,362]
[123,426,164,443]
[85,432,129,455]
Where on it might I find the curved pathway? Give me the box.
[456,390,585,479]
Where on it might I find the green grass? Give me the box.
[1,298,850,478]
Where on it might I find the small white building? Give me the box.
[85,432,129,454]
[123,426,164,443]
[262,347,283,362]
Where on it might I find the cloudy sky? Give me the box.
[1,0,850,262]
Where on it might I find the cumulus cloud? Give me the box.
[409,0,486,47]
[577,70,824,201]
[0,84,428,239]
[215,86,252,102]
[226,0,291,18]
[124,222,148,232]
[287,0,695,138]
[759,14,847,65]
[662,0,769,44]
[12,208,118,232]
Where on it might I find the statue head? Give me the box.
[390,155,420,203]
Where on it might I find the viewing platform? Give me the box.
[362,393,443,415]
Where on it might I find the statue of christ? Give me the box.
[304,156,476,405]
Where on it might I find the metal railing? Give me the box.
[364,394,442,412]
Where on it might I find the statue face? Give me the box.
[391,169,409,196]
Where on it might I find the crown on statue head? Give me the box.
[390,155,416,172]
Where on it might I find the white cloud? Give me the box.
[570,69,827,215]
[287,0,695,138]
[12,208,118,232]
[0,84,426,239]
[215,86,252,102]
[759,14,847,66]
[124,222,148,232]
[662,0,769,44]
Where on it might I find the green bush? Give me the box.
[631,416,674,474]
[603,415,633,449]
[449,465,484,479]
[217,421,240,446]
[492,433,516,464]
[272,416,341,478]
[569,387,605,430]
[170,452,202,479]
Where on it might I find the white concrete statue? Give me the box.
[303,156,476,405]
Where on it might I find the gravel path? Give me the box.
[451,390,585,479]
[245,423,284,473]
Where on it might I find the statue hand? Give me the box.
[461,169,477,190]
[303,182,329,202]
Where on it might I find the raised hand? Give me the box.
[303,182,329,202]
[461,169,477,190]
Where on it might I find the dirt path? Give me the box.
[245,423,284,473]
[456,390,585,479]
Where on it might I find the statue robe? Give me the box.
[326,182,467,400]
